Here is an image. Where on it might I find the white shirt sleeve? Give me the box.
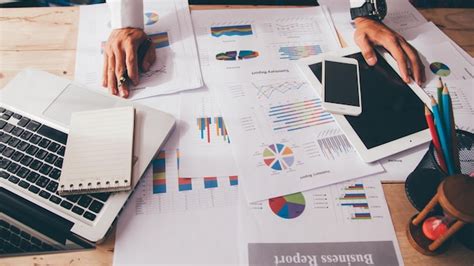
[108,0,144,30]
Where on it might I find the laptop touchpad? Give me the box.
[43,84,116,126]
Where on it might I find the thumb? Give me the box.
[142,46,156,72]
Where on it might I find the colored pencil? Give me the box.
[437,77,444,119]
[444,84,461,173]
[425,106,447,172]
[442,85,452,147]
[430,97,455,175]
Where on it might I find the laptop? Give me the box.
[0,69,175,256]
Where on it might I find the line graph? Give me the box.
[253,81,306,99]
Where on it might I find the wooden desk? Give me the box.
[0,6,473,266]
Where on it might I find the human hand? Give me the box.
[353,17,425,85]
[102,28,156,98]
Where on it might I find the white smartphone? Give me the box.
[322,56,362,116]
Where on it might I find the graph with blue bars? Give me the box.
[269,99,334,132]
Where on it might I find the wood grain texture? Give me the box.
[418,8,474,55]
[0,5,473,266]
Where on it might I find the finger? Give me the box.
[118,81,129,99]
[125,45,139,86]
[354,33,377,66]
[400,41,425,85]
[114,47,129,98]
[385,39,410,83]
[107,52,118,95]
[142,45,156,72]
[102,52,108,87]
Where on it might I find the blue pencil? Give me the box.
[442,85,452,143]
[431,97,455,175]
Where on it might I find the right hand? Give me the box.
[102,28,156,98]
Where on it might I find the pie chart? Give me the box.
[430,62,451,77]
[269,192,305,219]
[263,144,294,171]
[144,11,159,26]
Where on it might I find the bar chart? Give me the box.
[269,99,334,132]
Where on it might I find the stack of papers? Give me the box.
[72,1,472,265]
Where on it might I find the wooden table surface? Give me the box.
[0,5,473,266]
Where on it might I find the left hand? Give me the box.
[354,17,425,85]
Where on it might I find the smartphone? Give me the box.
[322,56,362,116]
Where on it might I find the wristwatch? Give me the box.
[350,0,387,21]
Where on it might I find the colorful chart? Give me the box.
[211,25,253,37]
[352,212,372,220]
[197,117,230,144]
[269,99,334,132]
[216,51,237,61]
[238,50,259,60]
[144,11,159,26]
[263,144,295,171]
[340,193,367,200]
[339,182,372,221]
[216,50,259,61]
[269,192,305,219]
[229,176,238,186]
[178,177,192,191]
[430,62,451,77]
[152,151,166,194]
[149,32,170,49]
[204,177,218,189]
[279,45,322,60]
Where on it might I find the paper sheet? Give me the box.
[207,66,383,202]
[60,107,134,194]
[191,6,341,81]
[376,143,429,182]
[399,22,473,65]
[319,0,426,47]
[414,42,473,87]
[113,149,239,265]
[75,0,202,100]
[178,87,239,177]
[424,79,474,132]
[238,177,404,265]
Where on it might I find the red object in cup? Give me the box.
[422,216,449,241]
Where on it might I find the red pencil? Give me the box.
[425,106,447,172]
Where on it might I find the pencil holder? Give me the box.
[405,129,474,251]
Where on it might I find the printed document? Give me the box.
[75,0,202,100]
[238,177,404,265]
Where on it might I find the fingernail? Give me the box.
[142,62,150,71]
[367,57,376,65]
[120,90,128,98]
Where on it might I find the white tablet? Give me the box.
[298,46,432,163]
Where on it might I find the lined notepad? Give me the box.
[59,107,135,195]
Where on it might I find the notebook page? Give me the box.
[59,106,135,195]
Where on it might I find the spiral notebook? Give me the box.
[58,107,135,195]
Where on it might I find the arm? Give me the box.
[103,0,156,98]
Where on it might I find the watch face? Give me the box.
[375,0,387,19]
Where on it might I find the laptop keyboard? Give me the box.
[0,219,56,254]
[0,107,110,223]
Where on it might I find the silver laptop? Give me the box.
[0,69,175,255]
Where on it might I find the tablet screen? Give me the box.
[309,52,428,149]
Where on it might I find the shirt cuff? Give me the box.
[108,0,144,30]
